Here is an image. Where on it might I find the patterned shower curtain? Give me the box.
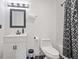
[63,0,78,59]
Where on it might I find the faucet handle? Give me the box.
[16,30,21,35]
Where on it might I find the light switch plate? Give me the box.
[0,25,2,29]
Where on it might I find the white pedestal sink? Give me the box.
[3,34,27,59]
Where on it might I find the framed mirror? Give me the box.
[10,9,26,28]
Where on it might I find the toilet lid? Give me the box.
[42,47,59,55]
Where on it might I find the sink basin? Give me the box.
[4,34,27,44]
[4,34,27,37]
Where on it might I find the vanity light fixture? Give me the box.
[8,3,29,8]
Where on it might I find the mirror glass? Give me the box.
[10,9,26,28]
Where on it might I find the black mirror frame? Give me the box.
[10,9,26,28]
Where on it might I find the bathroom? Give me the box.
[0,0,78,59]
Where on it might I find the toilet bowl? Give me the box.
[40,38,59,59]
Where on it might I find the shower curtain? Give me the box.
[63,0,78,59]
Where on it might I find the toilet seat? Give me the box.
[40,38,59,59]
[44,47,59,55]
[42,47,59,58]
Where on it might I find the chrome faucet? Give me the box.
[16,30,21,35]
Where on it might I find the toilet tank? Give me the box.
[40,38,52,47]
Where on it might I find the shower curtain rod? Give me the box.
[61,0,67,6]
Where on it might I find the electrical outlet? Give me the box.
[0,25,2,29]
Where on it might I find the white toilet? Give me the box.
[40,38,59,59]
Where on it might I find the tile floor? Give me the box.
[34,55,64,59]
